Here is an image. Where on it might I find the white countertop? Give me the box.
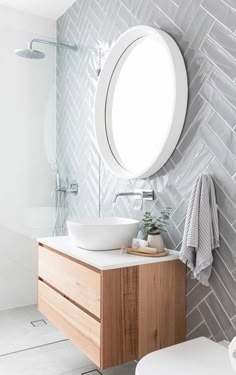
[38,236,180,270]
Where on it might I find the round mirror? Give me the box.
[95,26,188,179]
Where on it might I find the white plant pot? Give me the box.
[148,234,165,251]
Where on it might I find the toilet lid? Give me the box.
[136,337,235,375]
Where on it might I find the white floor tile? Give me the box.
[0,305,65,355]
[63,361,136,375]
[0,305,136,375]
[0,340,93,375]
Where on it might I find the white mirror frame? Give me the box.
[95,25,188,179]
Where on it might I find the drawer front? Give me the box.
[38,246,101,318]
[38,280,101,366]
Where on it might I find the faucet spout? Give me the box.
[113,191,143,204]
[113,190,154,204]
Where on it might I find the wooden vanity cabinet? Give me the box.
[38,243,186,369]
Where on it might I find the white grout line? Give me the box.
[170,0,180,7]
[221,0,236,12]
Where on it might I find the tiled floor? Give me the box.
[0,305,136,375]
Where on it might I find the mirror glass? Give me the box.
[106,36,175,174]
[95,26,188,179]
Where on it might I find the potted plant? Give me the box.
[142,208,171,250]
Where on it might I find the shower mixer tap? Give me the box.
[56,173,78,195]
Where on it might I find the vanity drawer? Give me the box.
[38,280,101,366]
[38,245,101,318]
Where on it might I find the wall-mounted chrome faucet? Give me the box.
[113,189,154,204]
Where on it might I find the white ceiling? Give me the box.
[0,0,76,19]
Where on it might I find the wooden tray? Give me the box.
[127,249,169,257]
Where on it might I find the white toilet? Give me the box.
[136,337,235,375]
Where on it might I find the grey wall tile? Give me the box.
[209,269,236,319]
[208,113,236,158]
[200,81,236,128]
[187,321,211,340]
[213,252,236,306]
[206,292,236,341]
[161,229,176,249]
[201,0,236,33]
[170,149,182,166]
[201,36,236,80]
[172,195,189,226]
[200,125,236,176]
[214,181,236,224]
[218,211,236,256]
[167,218,182,246]
[180,95,205,139]
[178,217,186,236]
[177,147,213,196]
[152,0,178,20]
[185,13,214,68]
[178,102,213,154]
[198,300,227,341]
[209,22,236,60]
[208,69,236,108]
[187,57,213,106]
[232,268,236,280]
[232,316,236,329]
[186,308,203,335]
[175,0,203,32]
[207,159,236,204]
[180,7,209,52]
[186,270,199,294]
[187,282,211,314]
[217,237,236,273]
[172,138,205,186]
[57,0,236,344]
[151,5,183,43]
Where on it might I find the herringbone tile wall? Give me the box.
[57,0,236,342]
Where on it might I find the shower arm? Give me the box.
[28,38,77,51]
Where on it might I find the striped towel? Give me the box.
[179,174,220,286]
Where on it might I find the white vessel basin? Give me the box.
[67,217,140,250]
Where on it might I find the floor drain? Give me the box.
[81,370,102,375]
[31,319,47,327]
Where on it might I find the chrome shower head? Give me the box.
[15,38,77,59]
[15,48,45,59]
